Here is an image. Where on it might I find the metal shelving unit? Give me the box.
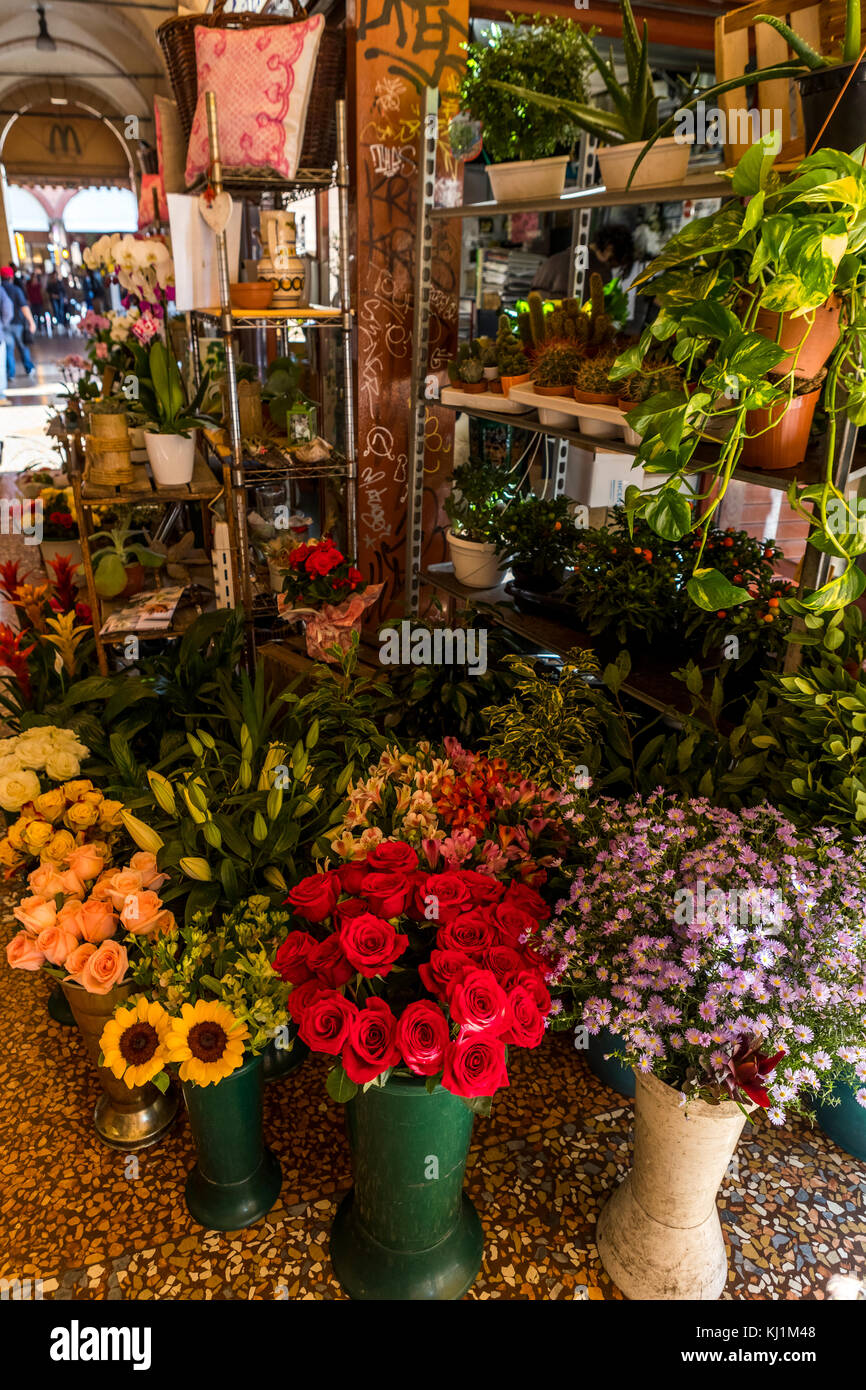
[192,92,357,665]
[406,87,863,682]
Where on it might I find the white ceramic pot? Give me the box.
[483,366,500,381]
[577,415,620,439]
[488,155,569,202]
[597,1071,750,1300]
[597,137,691,192]
[143,431,196,487]
[537,406,574,429]
[447,529,504,589]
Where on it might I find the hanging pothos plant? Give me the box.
[612,137,866,613]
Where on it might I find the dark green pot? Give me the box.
[331,1074,483,1301]
[182,1052,282,1231]
[262,1029,309,1082]
[815,1081,866,1162]
[47,982,76,1026]
[585,1027,635,1099]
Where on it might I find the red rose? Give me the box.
[306,543,343,577]
[442,1034,509,1099]
[342,997,400,1083]
[501,985,545,1049]
[396,1000,450,1076]
[287,543,309,568]
[449,967,511,1038]
[274,930,316,985]
[298,988,357,1054]
[347,566,363,588]
[493,902,537,945]
[458,869,505,907]
[335,898,370,929]
[415,871,472,925]
[501,968,551,1015]
[503,880,550,921]
[337,860,370,895]
[366,841,418,875]
[361,869,413,919]
[437,909,497,958]
[482,944,525,980]
[339,911,409,978]
[308,934,354,989]
[418,948,473,999]
[284,871,339,923]
[287,979,327,1023]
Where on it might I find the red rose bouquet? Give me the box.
[276,847,554,1110]
[274,535,383,661]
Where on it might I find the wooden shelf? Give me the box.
[420,563,712,720]
[98,594,216,646]
[429,170,733,221]
[80,456,221,505]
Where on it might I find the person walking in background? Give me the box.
[0,282,13,405]
[27,271,50,333]
[45,268,66,327]
[0,267,35,378]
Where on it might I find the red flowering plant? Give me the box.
[274,535,384,661]
[275,847,554,1112]
[329,738,568,885]
[0,560,94,716]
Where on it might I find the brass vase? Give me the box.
[62,980,178,1152]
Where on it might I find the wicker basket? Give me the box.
[86,413,134,487]
[156,0,345,176]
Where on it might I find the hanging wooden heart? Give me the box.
[198,191,233,235]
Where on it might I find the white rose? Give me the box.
[16,739,53,770]
[0,769,41,812]
[0,754,22,775]
[45,750,81,782]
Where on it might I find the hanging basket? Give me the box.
[156,0,345,176]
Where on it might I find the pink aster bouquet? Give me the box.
[542,793,866,1122]
[276,847,554,1110]
[5,850,176,994]
[329,739,568,886]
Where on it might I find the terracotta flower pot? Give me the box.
[597,136,691,192]
[574,387,619,407]
[753,298,841,378]
[501,372,531,397]
[740,387,822,471]
[596,1071,750,1300]
[535,383,573,398]
[118,562,145,600]
[458,380,488,395]
[62,980,178,1152]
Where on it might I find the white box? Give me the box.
[565,446,645,510]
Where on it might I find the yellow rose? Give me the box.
[35,789,67,823]
[65,802,100,832]
[0,838,23,869]
[61,780,94,802]
[0,769,41,813]
[79,790,104,807]
[45,829,76,864]
[22,820,54,853]
[7,818,29,852]
[97,800,125,831]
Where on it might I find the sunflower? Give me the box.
[100,997,171,1089]
[163,1000,248,1087]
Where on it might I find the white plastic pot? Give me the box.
[487,155,569,202]
[597,137,691,192]
[143,431,196,487]
[447,529,504,590]
[578,415,620,439]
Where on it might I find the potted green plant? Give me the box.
[457,13,592,200]
[547,793,866,1298]
[447,342,488,394]
[611,139,866,615]
[532,341,582,397]
[489,1,692,192]
[494,315,531,395]
[492,493,580,594]
[138,341,213,487]
[477,337,500,388]
[739,369,826,471]
[618,360,685,444]
[444,456,516,588]
[89,512,165,599]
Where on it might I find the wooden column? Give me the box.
[347,0,469,613]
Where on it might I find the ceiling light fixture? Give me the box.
[35,6,56,53]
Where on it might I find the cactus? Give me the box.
[459,356,485,385]
[528,291,548,348]
[574,353,617,396]
[478,337,498,369]
[533,340,582,389]
[496,315,530,375]
[618,362,685,403]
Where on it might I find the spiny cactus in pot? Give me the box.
[478,337,500,384]
[496,316,531,388]
[618,363,685,405]
[533,340,582,394]
[573,354,618,403]
[448,341,488,392]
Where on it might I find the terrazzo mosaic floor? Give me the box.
[1,937,864,1302]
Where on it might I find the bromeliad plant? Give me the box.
[276,852,554,1111]
[611,139,866,614]
[544,792,866,1121]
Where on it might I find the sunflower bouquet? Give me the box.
[100,899,294,1091]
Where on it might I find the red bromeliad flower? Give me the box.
[46,554,78,615]
[725,1037,786,1109]
[0,560,31,601]
[0,622,35,701]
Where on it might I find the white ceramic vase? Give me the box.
[143,431,196,487]
[446,529,505,589]
[596,1071,749,1300]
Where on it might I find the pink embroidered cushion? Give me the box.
[184,16,325,186]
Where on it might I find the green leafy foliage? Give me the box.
[482,648,606,788]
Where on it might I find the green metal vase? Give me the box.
[330,1074,484,1301]
[182,1052,282,1231]
[815,1081,866,1162]
[261,1026,309,1083]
